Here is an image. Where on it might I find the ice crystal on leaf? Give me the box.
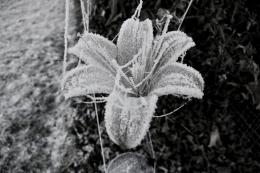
[107,152,153,173]
[62,11,204,149]
[63,65,115,98]
[105,88,158,148]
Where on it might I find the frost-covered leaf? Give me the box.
[105,89,158,149]
[117,18,153,65]
[154,31,195,67]
[62,66,115,99]
[107,152,153,173]
[69,33,117,75]
[150,62,204,98]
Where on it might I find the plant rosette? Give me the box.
[62,16,204,149]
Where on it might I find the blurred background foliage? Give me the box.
[69,0,260,172]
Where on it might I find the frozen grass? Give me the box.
[0,0,80,172]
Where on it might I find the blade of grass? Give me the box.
[80,0,90,32]
[148,131,156,173]
[177,0,194,30]
[63,0,70,79]
[153,99,191,118]
[93,94,107,173]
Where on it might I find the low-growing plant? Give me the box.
[63,0,204,148]
[63,0,204,149]
[62,0,204,172]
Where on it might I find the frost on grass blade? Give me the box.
[117,18,153,65]
[105,89,158,149]
[62,66,115,99]
[107,152,153,173]
[69,33,117,75]
[154,31,195,67]
[150,62,204,98]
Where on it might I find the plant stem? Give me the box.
[63,0,69,78]
[80,0,89,32]
[153,99,191,118]
[177,0,194,30]
[148,132,156,173]
[79,0,90,66]
[132,0,143,19]
[93,94,107,173]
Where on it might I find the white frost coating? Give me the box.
[151,86,203,99]
[157,73,197,88]
[69,33,117,75]
[65,14,205,149]
[105,89,158,149]
[62,65,115,99]
[152,62,204,91]
[158,87,202,98]
[150,72,203,98]
[117,18,153,65]
[153,31,195,68]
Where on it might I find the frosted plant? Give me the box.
[107,152,153,173]
[62,7,204,149]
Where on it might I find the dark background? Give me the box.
[70,0,260,172]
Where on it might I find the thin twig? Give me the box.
[86,0,90,31]
[82,100,107,104]
[80,0,87,32]
[79,0,90,65]
[72,99,107,104]
[162,15,173,35]
[153,99,191,118]
[148,132,155,159]
[80,0,90,32]
[148,132,156,173]
[177,0,194,30]
[93,94,107,173]
[112,33,119,42]
[180,123,194,135]
[85,94,107,101]
[132,0,143,19]
[63,0,70,78]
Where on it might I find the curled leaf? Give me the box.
[150,62,204,98]
[105,89,158,149]
[62,66,115,99]
[69,33,117,75]
[154,31,195,67]
[117,18,153,65]
[107,152,153,173]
